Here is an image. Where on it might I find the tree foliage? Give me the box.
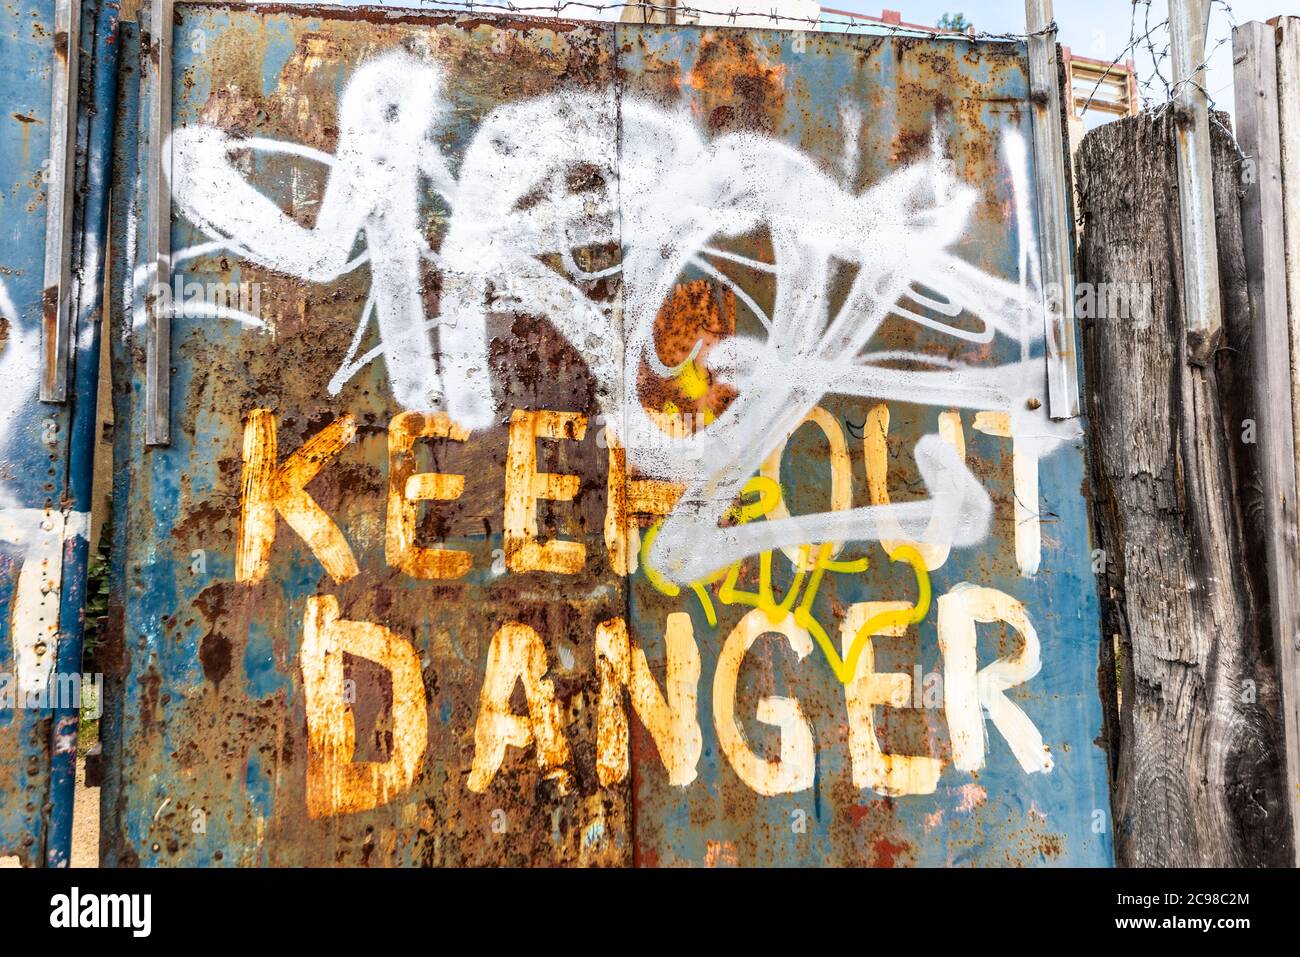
[938,12,971,33]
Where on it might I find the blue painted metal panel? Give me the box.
[0,0,116,865]
[104,4,629,867]
[614,24,1110,867]
[102,4,1111,866]
[0,0,58,863]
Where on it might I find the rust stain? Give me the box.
[871,835,912,867]
[686,31,787,132]
[637,279,738,422]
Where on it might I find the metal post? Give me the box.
[144,0,173,446]
[1169,0,1222,356]
[39,0,82,403]
[1024,0,1080,420]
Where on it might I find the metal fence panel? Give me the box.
[1,0,116,866]
[618,23,1109,866]
[103,3,1112,866]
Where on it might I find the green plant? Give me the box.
[81,509,111,662]
[78,509,111,756]
[938,12,971,32]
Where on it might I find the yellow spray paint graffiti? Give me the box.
[639,475,931,686]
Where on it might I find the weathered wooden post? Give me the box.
[1076,111,1295,866]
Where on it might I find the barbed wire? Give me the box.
[418,0,1246,159]
[1077,12,1169,120]
[1136,0,1173,102]
[1079,0,1229,117]
[1071,0,1244,163]
[1149,0,1247,164]
[412,0,1057,42]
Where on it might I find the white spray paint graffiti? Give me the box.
[0,509,84,695]
[0,278,90,695]
[0,278,35,513]
[165,49,1081,586]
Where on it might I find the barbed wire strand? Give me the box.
[1077,13,1169,120]
[414,0,1056,41]
[1148,0,1247,164]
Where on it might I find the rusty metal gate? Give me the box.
[1,0,118,866]
[98,2,1114,866]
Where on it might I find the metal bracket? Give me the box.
[1024,0,1080,420]
[39,0,82,403]
[145,0,173,446]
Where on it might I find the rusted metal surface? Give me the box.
[1,0,117,865]
[103,3,1112,866]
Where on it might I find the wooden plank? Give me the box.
[1277,14,1300,858]
[1279,17,1300,540]
[1233,19,1300,863]
[1170,0,1224,358]
[1024,0,1080,419]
